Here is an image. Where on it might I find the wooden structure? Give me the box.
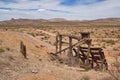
[20,41,27,58]
[74,47,108,70]
[53,32,108,70]
[80,32,90,39]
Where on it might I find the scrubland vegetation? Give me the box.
[0,19,120,80]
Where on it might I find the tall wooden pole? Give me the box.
[86,39,92,65]
[56,35,58,53]
[69,37,72,55]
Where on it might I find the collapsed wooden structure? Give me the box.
[52,32,108,70]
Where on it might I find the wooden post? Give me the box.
[20,41,23,52]
[77,37,80,58]
[56,35,58,53]
[86,39,92,65]
[69,37,72,55]
[20,41,27,58]
[59,35,62,54]
[77,46,80,58]
[80,32,90,39]
[68,37,73,66]
[23,45,26,58]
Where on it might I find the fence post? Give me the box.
[20,41,27,58]
[68,36,73,66]
[59,35,62,54]
[69,37,72,55]
[56,34,58,53]
[86,39,92,66]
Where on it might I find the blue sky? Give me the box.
[0,0,120,21]
[61,0,106,6]
[0,0,17,3]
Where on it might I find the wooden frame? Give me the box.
[79,47,108,70]
[53,32,108,70]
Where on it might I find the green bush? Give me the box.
[0,48,5,53]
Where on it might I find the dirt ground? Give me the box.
[0,26,120,80]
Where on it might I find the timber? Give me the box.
[20,41,27,58]
[52,32,108,70]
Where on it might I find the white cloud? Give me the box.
[37,8,46,12]
[0,9,10,12]
[0,0,120,21]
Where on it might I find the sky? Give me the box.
[0,0,120,21]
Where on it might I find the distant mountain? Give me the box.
[90,18,120,23]
[0,18,120,26]
[48,18,67,22]
[0,18,49,25]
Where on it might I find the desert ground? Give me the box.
[0,18,120,80]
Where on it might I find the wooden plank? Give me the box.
[80,47,102,50]
[58,34,80,40]
[54,39,86,55]
[54,42,78,54]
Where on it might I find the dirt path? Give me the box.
[1,31,55,50]
[17,31,55,49]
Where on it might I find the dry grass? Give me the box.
[0,21,120,80]
[108,53,120,80]
[0,48,5,53]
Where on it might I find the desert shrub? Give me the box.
[53,42,56,46]
[113,48,119,51]
[28,33,35,37]
[103,40,115,45]
[42,36,49,40]
[102,44,106,49]
[6,47,10,51]
[0,48,5,53]
[8,56,14,60]
[81,75,90,80]
[81,65,91,71]
[100,76,113,80]
[0,40,2,45]
[108,54,120,80]
[117,35,120,38]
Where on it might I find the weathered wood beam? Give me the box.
[59,35,62,54]
[54,39,85,54]
[69,36,72,55]
[57,34,80,40]
[56,35,58,53]
[20,41,27,58]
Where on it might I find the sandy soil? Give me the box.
[0,30,119,80]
